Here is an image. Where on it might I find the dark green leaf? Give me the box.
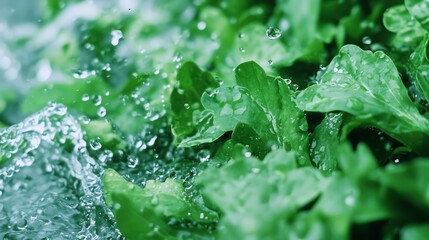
[401,224,429,240]
[310,113,343,172]
[409,35,429,102]
[170,62,220,143]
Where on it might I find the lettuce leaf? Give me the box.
[297,45,429,155]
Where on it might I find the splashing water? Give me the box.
[0,103,122,239]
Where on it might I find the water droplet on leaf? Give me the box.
[266,26,281,40]
[111,30,123,46]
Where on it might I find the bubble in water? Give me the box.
[111,30,123,46]
[266,26,281,40]
[0,104,121,239]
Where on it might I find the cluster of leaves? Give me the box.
[4,0,429,239]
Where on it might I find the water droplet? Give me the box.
[345,196,355,206]
[102,63,111,71]
[147,136,157,146]
[127,156,139,168]
[79,115,91,124]
[251,167,260,173]
[266,26,281,40]
[238,32,244,38]
[89,139,102,151]
[239,47,245,53]
[362,36,372,45]
[197,21,206,30]
[268,60,273,65]
[291,84,299,91]
[184,103,190,109]
[97,107,106,117]
[92,95,102,106]
[111,30,123,46]
[113,203,121,210]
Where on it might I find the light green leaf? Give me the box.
[215,24,289,83]
[382,159,429,208]
[102,169,218,240]
[338,143,378,183]
[383,5,427,50]
[297,45,429,155]
[178,62,310,164]
[22,76,116,116]
[405,0,429,31]
[201,62,309,164]
[80,120,126,154]
[197,149,324,240]
[274,0,322,63]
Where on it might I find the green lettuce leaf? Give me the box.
[215,24,289,83]
[401,224,429,240]
[296,45,429,155]
[408,35,429,102]
[405,0,429,31]
[382,159,429,208]
[383,5,427,50]
[22,76,116,116]
[178,61,310,165]
[102,169,218,240]
[170,62,220,144]
[197,149,325,239]
[310,113,343,172]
